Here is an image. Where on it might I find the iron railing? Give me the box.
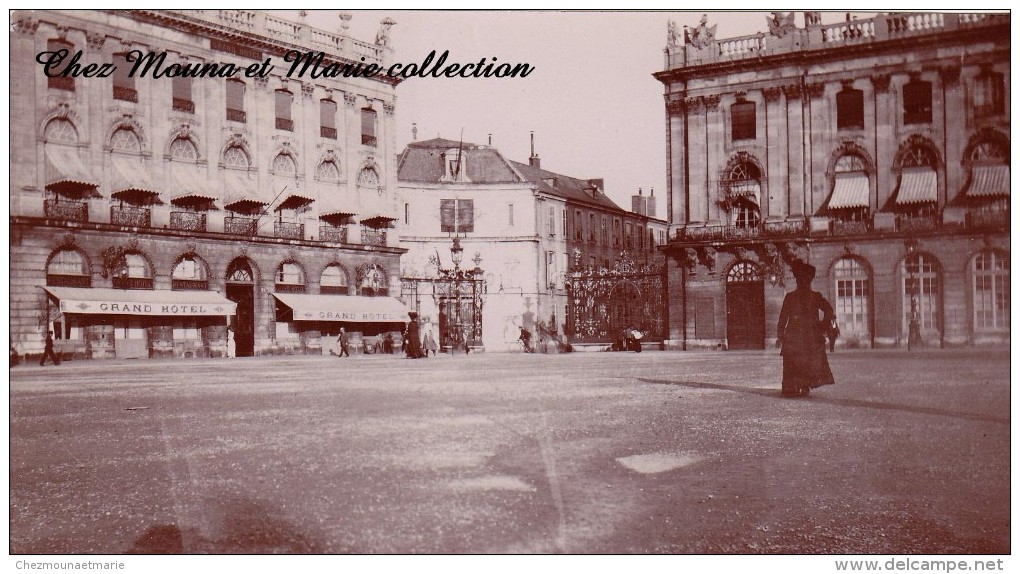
[274,221,304,239]
[113,86,138,102]
[46,274,91,288]
[361,134,377,147]
[172,98,195,113]
[319,225,348,243]
[226,108,247,123]
[224,216,257,236]
[320,126,337,139]
[44,200,89,223]
[170,211,207,232]
[276,117,294,131]
[110,205,151,227]
[361,228,386,246]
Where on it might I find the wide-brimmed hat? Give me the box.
[791,261,816,283]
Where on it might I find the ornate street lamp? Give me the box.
[450,236,464,269]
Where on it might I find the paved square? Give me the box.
[9,350,1010,554]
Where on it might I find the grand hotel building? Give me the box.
[657,12,1009,350]
[9,10,407,359]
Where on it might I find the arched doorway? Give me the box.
[225,258,256,357]
[726,261,765,349]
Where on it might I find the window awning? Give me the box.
[44,144,102,197]
[966,164,1010,198]
[272,292,410,322]
[170,163,220,207]
[224,169,268,210]
[827,173,870,209]
[42,286,236,316]
[361,214,398,228]
[110,155,163,204]
[317,186,357,220]
[895,167,937,205]
[276,192,316,211]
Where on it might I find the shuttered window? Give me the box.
[440,199,474,233]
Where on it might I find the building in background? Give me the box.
[656,12,1009,350]
[10,9,407,360]
[397,136,667,352]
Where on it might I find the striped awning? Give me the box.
[966,165,1010,198]
[318,188,357,219]
[827,173,870,209]
[276,191,316,211]
[110,155,163,204]
[895,167,937,205]
[272,292,409,323]
[42,286,236,317]
[44,143,101,196]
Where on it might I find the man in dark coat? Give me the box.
[404,312,423,358]
[39,331,61,366]
[336,327,350,357]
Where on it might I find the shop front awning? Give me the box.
[44,143,102,197]
[224,169,268,211]
[827,173,870,209]
[895,167,937,205]
[965,164,1010,198]
[272,292,410,322]
[42,286,236,316]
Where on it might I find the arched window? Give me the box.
[276,261,305,293]
[972,251,1009,331]
[169,137,198,161]
[357,167,380,188]
[828,153,871,225]
[316,160,341,181]
[46,248,91,287]
[962,139,1009,219]
[110,128,141,152]
[727,261,762,283]
[272,153,297,175]
[320,264,349,295]
[833,258,870,341]
[901,253,940,341]
[112,251,153,290]
[359,264,388,296]
[724,161,761,229]
[226,259,254,283]
[45,118,78,143]
[893,145,938,216]
[223,145,249,169]
[172,254,209,290]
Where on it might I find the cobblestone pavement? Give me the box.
[8,349,1010,554]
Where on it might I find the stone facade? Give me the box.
[10,10,405,359]
[397,138,668,351]
[656,12,1009,349]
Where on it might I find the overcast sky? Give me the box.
[287,11,870,210]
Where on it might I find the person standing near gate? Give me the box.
[776,261,836,396]
[336,327,350,358]
[39,331,60,366]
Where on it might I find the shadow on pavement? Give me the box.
[637,378,1009,425]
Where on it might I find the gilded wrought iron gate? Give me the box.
[565,253,666,344]
[400,274,485,350]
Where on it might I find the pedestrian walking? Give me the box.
[226,327,236,358]
[10,339,21,367]
[776,261,836,397]
[422,330,438,357]
[404,312,423,358]
[38,331,60,366]
[336,327,350,358]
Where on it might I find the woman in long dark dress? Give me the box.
[776,262,835,396]
[404,312,423,358]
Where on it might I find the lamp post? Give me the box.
[449,237,465,353]
[905,241,921,351]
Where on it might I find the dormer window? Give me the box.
[442,149,470,182]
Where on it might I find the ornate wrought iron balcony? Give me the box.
[829,219,872,236]
[224,216,257,236]
[110,205,151,227]
[274,221,304,240]
[361,228,386,246]
[966,209,1010,229]
[226,108,247,123]
[896,213,941,233]
[320,126,337,139]
[276,117,294,131]
[319,225,348,243]
[48,76,75,92]
[170,211,207,232]
[44,200,89,223]
[361,134,377,147]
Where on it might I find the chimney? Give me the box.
[631,187,648,216]
[488,133,492,146]
[529,131,541,168]
[646,187,657,218]
[411,123,418,141]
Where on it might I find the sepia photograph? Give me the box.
[6,7,1011,570]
